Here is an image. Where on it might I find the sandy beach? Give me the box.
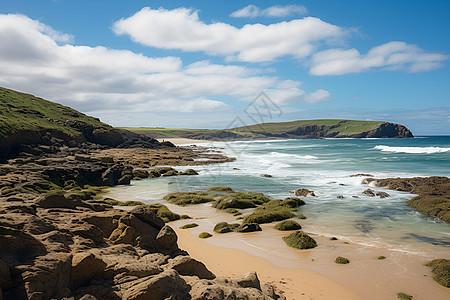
[174,227,362,300]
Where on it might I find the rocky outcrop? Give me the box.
[0,195,283,299]
[363,176,450,223]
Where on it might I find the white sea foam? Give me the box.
[374,145,450,154]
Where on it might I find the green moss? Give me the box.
[378,256,386,260]
[397,292,413,300]
[212,192,270,210]
[407,195,450,223]
[242,199,298,224]
[208,186,234,192]
[330,237,338,241]
[180,223,199,229]
[426,259,450,287]
[224,208,242,216]
[163,191,215,206]
[274,220,302,231]
[283,231,317,249]
[199,232,212,239]
[75,185,108,200]
[146,203,181,222]
[213,222,240,233]
[335,257,350,264]
[101,198,180,223]
[282,197,306,208]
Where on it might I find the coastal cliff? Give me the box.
[121,119,414,141]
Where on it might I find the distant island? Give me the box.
[121,119,413,141]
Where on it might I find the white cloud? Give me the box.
[230,4,308,18]
[0,13,328,124]
[310,41,447,75]
[113,7,345,63]
[265,88,331,105]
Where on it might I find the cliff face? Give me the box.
[182,120,414,141]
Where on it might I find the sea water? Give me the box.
[107,136,450,258]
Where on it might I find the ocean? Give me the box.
[107,136,450,259]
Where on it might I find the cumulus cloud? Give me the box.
[265,88,331,105]
[230,4,308,18]
[310,41,448,75]
[113,7,345,63]
[0,13,328,125]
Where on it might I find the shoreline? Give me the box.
[174,227,362,300]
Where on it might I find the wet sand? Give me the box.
[167,203,450,300]
[174,227,362,300]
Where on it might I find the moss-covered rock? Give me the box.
[163,191,215,206]
[426,259,450,287]
[101,199,181,222]
[199,232,212,239]
[274,220,302,231]
[208,186,234,193]
[236,223,262,233]
[282,197,306,208]
[212,192,270,209]
[162,170,178,177]
[242,199,300,224]
[335,257,350,264]
[397,292,413,300]
[283,231,317,249]
[378,256,386,260]
[180,223,199,229]
[408,195,450,223]
[180,169,199,175]
[146,203,181,222]
[133,169,149,179]
[213,222,240,233]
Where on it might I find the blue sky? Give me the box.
[0,0,449,135]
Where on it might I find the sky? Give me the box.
[0,0,449,135]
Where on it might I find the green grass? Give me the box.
[0,87,110,139]
[118,119,384,139]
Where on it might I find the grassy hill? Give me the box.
[0,87,110,139]
[121,119,413,140]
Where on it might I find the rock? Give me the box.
[155,225,178,250]
[118,174,133,185]
[236,223,262,233]
[35,193,76,209]
[335,257,350,264]
[71,252,107,289]
[260,174,272,178]
[168,256,216,279]
[0,259,11,290]
[274,220,301,231]
[180,169,199,175]
[132,169,149,179]
[162,170,178,177]
[130,206,165,230]
[363,189,376,197]
[122,270,189,300]
[293,188,316,197]
[236,271,261,290]
[79,294,98,300]
[376,191,390,198]
[283,231,317,249]
[349,173,373,177]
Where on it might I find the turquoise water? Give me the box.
[109,137,450,257]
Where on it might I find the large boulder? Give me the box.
[155,225,178,250]
[167,256,216,280]
[122,270,189,300]
[71,252,107,289]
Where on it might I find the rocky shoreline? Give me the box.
[0,143,285,300]
[363,176,450,223]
